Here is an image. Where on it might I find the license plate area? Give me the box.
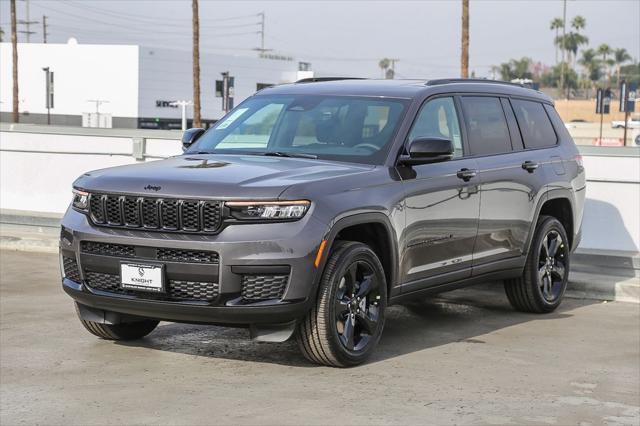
[120,262,165,293]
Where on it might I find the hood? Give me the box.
[74,154,374,199]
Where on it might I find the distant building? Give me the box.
[0,41,314,129]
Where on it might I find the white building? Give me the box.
[0,41,313,128]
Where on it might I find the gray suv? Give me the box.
[60,78,585,367]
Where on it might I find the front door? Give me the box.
[399,97,480,291]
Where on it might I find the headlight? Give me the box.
[72,188,89,211]
[225,200,310,221]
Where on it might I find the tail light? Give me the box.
[575,155,584,167]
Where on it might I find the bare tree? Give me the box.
[461,0,469,78]
[192,0,201,128]
[11,0,19,123]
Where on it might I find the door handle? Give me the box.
[522,161,539,173]
[456,168,477,182]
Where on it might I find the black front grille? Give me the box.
[88,193,222,234]
[81,241,135,258]
[84,271,219,302]
[62,256,82,282]
[80,241,218,264]
[241,274,289,301]
[156,248,218,263]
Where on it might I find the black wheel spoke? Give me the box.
[356,310,377,335]
[542,275,551,297]
[541,235,550,258]
[356,274,374,298]
[346,263,358,294]
[538,266,547,282]
[334,298,349,317]
[548,235,559,257]
[340,315,356,350]
[552,260,566,280]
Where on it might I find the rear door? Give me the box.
[459,95,551,272]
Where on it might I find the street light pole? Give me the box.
[42,67,51,124]
[170,100,193,131]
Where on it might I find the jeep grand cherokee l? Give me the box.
[60,78,585,367]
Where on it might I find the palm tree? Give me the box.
[378,58,390,79]
[597,44,613,83]
[579,48,600,97]
[557,32,588,68]
[550,18,564,64]
[571,15,586,32]
[192,0,201,128]
[461,0,469,78]
[613,48,631,84]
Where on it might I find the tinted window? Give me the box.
[511,99,557,148]
[408,97,463,158]
[190,95,407,165]
[461,97,512,156]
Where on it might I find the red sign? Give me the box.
[593,138,624,146]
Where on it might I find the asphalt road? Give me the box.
[1,250,639,426]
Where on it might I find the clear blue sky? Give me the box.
[1,0,638,78]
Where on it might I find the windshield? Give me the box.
[188,95,408,165]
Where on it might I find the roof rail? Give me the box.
[426,78,527,88]
[295,77,367,84]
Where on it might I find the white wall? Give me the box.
[580,155,640,252]
[0,126,180,213]
[0,42,139,118]
[138,47,300,121]
[0,125,638,253]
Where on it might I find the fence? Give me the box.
[1,123,638,253]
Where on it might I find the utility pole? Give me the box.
[254,12,272,54]
[461,0,469,78]
[559,0,567,98]
[42,15,48,43]
[17,0,37,42]
[192,0,201,128]
[11,0,19,123]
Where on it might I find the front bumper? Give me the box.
[63,279,311,325]
[60,207,328,325]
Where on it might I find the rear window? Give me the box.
[511,99,557,149]
[460,97,512,156]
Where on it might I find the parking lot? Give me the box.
[1,249,639,425]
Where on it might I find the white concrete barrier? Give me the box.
[1,124,638,253]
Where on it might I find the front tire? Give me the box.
[75,303,159,340]
[504,216,570,313]
[297,241,387,367]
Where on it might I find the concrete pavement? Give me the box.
[1,250,639,425]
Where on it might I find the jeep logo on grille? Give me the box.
[144,185,161,191]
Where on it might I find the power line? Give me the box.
[64,1,260,29]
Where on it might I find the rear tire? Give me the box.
[297,241,387,367]
[75,303,159,340]
[504,215,570,313]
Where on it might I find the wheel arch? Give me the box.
[525,190,575,256]
[317,213,399,299]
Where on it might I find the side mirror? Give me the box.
[399,137,454,166]
[181,128,205,152]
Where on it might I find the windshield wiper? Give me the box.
[263,151,318,159]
